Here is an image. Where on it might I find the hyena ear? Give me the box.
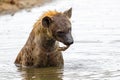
[63,8,72,18]
[42,16,52,28]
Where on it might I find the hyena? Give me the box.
[14,8,73,68]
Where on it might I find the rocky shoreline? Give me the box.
[0,0,52,15]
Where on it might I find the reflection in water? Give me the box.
[17,67,63,80]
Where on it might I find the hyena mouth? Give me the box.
[56,42,70,51]
[57,45,70,51]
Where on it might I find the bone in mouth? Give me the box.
[57,45,70,51]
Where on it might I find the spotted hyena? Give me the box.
[14,8,73,68]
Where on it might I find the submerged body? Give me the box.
[14,8,73,67]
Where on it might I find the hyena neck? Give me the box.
[35,30,58,52]
[41,37,56,52]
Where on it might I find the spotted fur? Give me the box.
[14,8,73,68]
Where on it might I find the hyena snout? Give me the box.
[64,39,73,46]
[63,33,74,46]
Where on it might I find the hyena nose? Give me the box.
[64,33,74,46]
[65,40,74,46]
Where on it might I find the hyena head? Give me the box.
[42,8,73,46]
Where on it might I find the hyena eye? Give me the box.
[57,31,65,37]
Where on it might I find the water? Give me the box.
[1,0,120,80]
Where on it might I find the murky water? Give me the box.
[1,0,120,80]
